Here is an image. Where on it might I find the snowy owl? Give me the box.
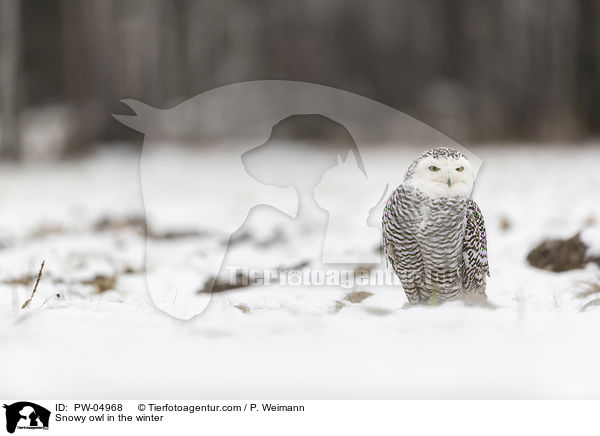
[382,147,489,304]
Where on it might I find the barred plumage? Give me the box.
[382,147,489,304]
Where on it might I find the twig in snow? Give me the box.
[21,260,44,309]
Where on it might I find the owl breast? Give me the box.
[409,190,468,301]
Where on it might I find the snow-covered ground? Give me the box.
[1,143,600,399]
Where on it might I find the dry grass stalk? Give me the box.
[580,299,600,312]
[329,300,345,313]
[21,261,45,309]
[573,276,600,299]
[233,303,250,313]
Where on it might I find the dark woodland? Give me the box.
[1,0,599,156]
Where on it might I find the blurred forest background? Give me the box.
[1,0,599,159]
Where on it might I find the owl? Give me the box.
[382,147,489,304]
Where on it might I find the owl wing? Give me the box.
[382,185,424,304]
[462,199,489,294]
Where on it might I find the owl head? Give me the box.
[404,147,474,198]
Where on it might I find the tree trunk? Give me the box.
[0,0,22,160]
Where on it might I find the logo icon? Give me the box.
[3,402,50,434]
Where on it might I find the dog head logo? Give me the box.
[3,402,50,434]
[113,80,479,319]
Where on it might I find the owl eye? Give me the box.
[456,166,464,172]
[428,166,440,172]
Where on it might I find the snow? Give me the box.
[581,227,600,258]
[1,143,600,399]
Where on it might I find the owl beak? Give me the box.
[447,177,452,187]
